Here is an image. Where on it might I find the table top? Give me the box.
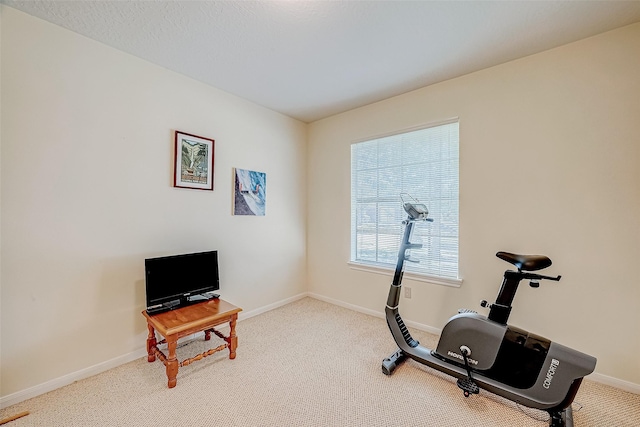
[142,298,241,336]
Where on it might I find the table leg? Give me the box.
[229,314,238,360]
[166,337,179,388]
[146,324,157,363]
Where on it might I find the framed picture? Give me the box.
[233,168,266,216]
[174,130,215,190]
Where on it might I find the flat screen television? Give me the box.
[145,250,219,314]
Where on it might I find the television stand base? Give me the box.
[146,299,181,315]
[187,293,219,303]
[147,294,221,316]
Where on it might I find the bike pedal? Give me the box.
[457,378,480,397]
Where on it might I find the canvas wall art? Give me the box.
[174,130,215,190]
[233,168,266,216]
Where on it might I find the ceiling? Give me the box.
[4,1,640,123]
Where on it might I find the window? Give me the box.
[350,120,460,285]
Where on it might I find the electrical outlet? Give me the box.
[405,287,412,299]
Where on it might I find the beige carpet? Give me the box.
[1,297,639,426]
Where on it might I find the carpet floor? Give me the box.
[1,297,638,426]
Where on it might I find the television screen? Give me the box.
[145,250,219,311]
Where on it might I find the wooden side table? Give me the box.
[142,298,242,388]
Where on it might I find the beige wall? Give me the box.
[0,7,307,397]
[2,5,639,401]
[308,23,640,384]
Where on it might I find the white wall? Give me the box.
[308,23,640,385]
[0,7,307,397]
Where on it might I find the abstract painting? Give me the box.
[233,168,266,216]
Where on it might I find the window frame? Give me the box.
[349,119,462,287]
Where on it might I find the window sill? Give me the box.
[347,262,463,288]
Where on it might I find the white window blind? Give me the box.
[350,121,459,281]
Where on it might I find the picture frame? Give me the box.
[233,168,267,216]
[173,130,215,190]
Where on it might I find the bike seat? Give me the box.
[496,252,551,271]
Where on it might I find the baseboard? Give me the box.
[307,292,640,394]
[0,348,148,409]
[588,373,640,394]
[0,292,309,409]
[307,292,442,335]
[3,291,636,408]
[238,292,309,322]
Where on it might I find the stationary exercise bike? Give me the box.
[382,201,596,427]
